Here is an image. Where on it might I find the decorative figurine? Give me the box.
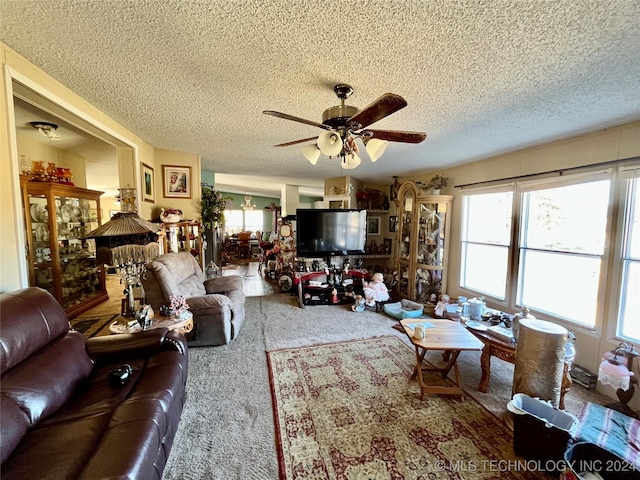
[435,293,450,317]
[363,272,390,307]
[331,288,339,304]
[351,295,366,312]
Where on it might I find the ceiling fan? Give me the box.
[263,84,426,169]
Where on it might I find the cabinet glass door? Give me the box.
[399,190,414,261]
[55,195,101,310]
[414,199,448,302]
[416,201,446,267]
[28,194,54,296]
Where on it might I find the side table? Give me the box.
[400,319,484,400]
[109,311,193,335]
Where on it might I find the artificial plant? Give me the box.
[200,183,230,231]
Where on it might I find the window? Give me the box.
[224,209,264,234]
[617,177,640,343]
[225,210,244,234]
[244,210,263,233]
[517,180,610,327]
[461,165,640,338]
[460,190,513,301]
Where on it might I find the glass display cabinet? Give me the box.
[395,181,452,304]
[21,181,108,317]
[163,221,204,268]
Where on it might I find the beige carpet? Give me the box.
[268,336,548,479]
[161,294,612,480]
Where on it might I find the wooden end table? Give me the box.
[109,311,193,335]
[400,319,484,400]
[466,325,572,409]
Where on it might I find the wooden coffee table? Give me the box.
[400,319,484,400]
[109,311,193,335]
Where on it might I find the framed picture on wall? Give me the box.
[141,163,155,202]
[162,165,191,198]
[367,216,381,235]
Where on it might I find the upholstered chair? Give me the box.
[143,251,245,346]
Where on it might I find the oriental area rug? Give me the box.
[267,336,547,480]
[70,313,118,338]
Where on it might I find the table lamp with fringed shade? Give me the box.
[85,212,163,318]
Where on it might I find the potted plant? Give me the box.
[426,174,448,194]
[200,183,231,265]
[200,183,229,231]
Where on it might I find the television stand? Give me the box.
[294,269,370,308]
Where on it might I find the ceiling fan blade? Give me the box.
[273,136,318,147]
[366,129,427,143]
[347,93,407,129]
[263,110,331,131]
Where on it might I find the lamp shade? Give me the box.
[603,350,629,367]
[365,138,389,162]
[301,144,321,165]
[341,152,361,170]
[317,131,343,156]
[598,357,633,390]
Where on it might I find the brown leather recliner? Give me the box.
[0,287,188,480]
[143,251,246,346]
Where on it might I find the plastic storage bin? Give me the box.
[561,442,638,480]
[508,393,578,464]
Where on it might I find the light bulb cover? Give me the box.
[317,131,343,156]
[365,138,389,162]
[341,153,362,170]
[301,144,321,165]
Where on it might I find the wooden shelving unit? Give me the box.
[21,181,107,317]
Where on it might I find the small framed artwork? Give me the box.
[383,238,392,254]
[162,165,192,198]
[367,216,381,235]
[141,163,155,203]
[389,215,398,232]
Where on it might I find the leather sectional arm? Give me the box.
[86,328,174,365]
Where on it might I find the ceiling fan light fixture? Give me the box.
[265,84,426,169]
[317,131,343,156]
[341,152,361,170]
[364,138,389,162]
[301,144,321,165]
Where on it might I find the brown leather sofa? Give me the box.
[0,287,188,480]
[143,251,246,346]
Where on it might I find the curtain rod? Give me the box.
[454,155,640,189]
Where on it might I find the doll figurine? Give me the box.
[363,272,390,307]
[351,295,366,312]
[434,293,450,317]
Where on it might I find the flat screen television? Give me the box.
[296,209,367,258]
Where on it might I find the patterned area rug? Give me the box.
[70,314,118,338]
[267,336,547,479]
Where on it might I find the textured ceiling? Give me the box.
[2,0,640,198]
